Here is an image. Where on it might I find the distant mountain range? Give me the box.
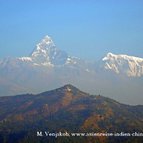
[0,35,143,105]
[0,84,143,143]
[102,52,143,77]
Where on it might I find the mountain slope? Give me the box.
[0,85,143,143]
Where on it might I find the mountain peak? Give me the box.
[102,52,115,61]
[29,35,69,65]
[37,35,55,49]
[31,35,55,58]
[63,84,78,91]
[59,84,85,94]
[18,35,79,66]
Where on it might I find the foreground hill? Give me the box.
[0,84,143,143]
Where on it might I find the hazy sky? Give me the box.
[0,0,143,60]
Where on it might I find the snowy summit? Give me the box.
[17,36,143,77]
[18,35,79,66]
[102,52,143,77]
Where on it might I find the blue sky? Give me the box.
[0,0,143,60]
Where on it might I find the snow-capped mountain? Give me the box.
[4,35,143,77]
[0,35,95,96]
[102,52,143,77]
[0,35,143,105]
[18,35,80,66]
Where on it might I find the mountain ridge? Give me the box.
[102,52,143,77]
[0,35,143,105]
[1,35,143,76]
[16,36,143,77]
